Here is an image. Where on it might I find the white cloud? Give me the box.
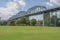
[46,0,60,6]
[0,0,26,20]
[46,2,53,6]
[50,0,60,4]
[46,0,60,18]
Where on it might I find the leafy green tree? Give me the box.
[9,21,15,26]
[15,19,21,26]
[57,19,60,26]
[51,15,57,26]
[30,19,36,26]
[20,17,26,25]
[51,15,56,24]
[39,20,43,26]
[2,21,7,25]
[46,20,50,26]
[0,20,7,26]
[26,20,30,26]
[0,21,2,25]
[44,13,50,26]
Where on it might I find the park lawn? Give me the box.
[0,26,60,40]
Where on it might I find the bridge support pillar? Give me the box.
[50,11,57,26]
[43,12,50,26]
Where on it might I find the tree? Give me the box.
[2,21,7,25]
[15,19,21,26]
[44,13,50,26]
[26,20,30,26]
[20,17,26,25]
[30,19,36,26]
[9,21,15,26]
[57,18,60,26]
[39,20,43,26]
[0,21,2,25]
[51,15,57,26]
[0,20,7,26]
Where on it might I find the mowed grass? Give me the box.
[0,26,60,40]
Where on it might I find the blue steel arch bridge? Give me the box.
[8,6,60,26]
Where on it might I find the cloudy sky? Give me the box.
[0,0,60,20]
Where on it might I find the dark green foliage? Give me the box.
[9,21,15,26]
[0,21,2,25]
[2,21,7,25]
[39,20,43,26]
[57,18,60,26]
[20,17,26,24]
[30,19,36,26]
[44,13,50,26]
[51,15,57,24]
[26,20,30,26]
[15,17,30,26]
[15,19,21,26]
[51,15,57,26]
[0,20,7,26]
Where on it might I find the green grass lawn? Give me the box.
[0,26,60,40]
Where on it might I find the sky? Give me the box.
[0,0,60,20]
